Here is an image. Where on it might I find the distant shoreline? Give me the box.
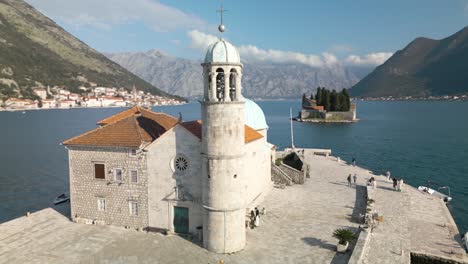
[0,104,187,112]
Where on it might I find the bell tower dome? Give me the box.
[200,8,246,254]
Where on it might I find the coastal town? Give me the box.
[0,85,184,111]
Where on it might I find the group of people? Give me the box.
[392,177,404,191]
[250,207,265,229]
[347,173,358,187]
[345,168,404,192]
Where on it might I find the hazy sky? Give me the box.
[25,0,468,68]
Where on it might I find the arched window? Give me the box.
[207,70,212,100]
[229,69,237,101]
[216,68,225,100]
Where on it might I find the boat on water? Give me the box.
[53,193,70,205]
[418,186,452,202]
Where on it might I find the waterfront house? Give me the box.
[33,88,47,100]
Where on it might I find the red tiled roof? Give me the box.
[97,106,177,128]
[64,106,178,147]
[181,120,263,144]
[312,106,324,111]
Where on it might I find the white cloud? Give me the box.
[187,30,339,68]
[238,45,328,67]
[187,30,392,68]
[187,30,219,51]
[25,0,206,32]
[344,52,393,66]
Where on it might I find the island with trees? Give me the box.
[297,87,358,123]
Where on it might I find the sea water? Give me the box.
[0,101,467,233]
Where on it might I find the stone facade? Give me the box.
[300,103,357,122]
[68,146,148,229]
[146,125,203,234]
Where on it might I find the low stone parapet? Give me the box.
[271,163,293,186]
[349,185,373,264]
[279,163,305,184]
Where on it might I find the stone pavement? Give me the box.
[0,154,366,264]
[359,170,468,263]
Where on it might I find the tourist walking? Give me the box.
[392,177,398,190]
[399,178,404,191]
[250,210,256,229]
[254,207,261,227]
[353,174,357,185]
[396,178,401,191]
[352,157,356,166]
[386,170,391,182]
[347,174,352,187]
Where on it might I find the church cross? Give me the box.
[217,2,227,26]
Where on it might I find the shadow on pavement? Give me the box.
[301,237,335,251]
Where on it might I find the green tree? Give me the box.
[330,90,338,111]
[309,93,314,100]
[323,89,331,111]
[341,89,351,111]
[315,87,322,105]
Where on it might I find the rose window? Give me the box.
[175,156,188,172]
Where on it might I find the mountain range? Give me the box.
[351,26,468,97]
[106,50,367,99]
[0,0,178,101]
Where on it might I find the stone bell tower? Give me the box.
[200,9,246,254]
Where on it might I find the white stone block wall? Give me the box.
[146,125,203,234]
[68,146,148,229]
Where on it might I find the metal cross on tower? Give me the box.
[217,1,227,32]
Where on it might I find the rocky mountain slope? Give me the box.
[351,26,468,97]
[0,0,178,100]
[106,50,361,99]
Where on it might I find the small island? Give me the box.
[296,87,358,123]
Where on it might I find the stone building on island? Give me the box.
[299,97,357,122]
[63,36,273,253]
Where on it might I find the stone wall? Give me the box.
[68,146,148,229]
[271,163,292,186]
[410,252,468,264]
[301,103,357,121]
[324,110,355,121]
[279,163,305,184]
[146,124,203,234]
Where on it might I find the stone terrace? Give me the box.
[361,173,468,264]
[0,154,367,264]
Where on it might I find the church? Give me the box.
[63,31,274,253]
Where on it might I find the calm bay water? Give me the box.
[0,101,467,232]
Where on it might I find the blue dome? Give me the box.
[244,98,268,130]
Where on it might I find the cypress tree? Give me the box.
[315,87,322,106]
[302,93,307,104]
[342,88,351,111]
[323,89,331,111]
[330,90,338,111]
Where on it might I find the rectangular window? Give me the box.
[97,198,106,211]
[130,170,138,183]
[94,163,105,179]
[129,149,137,157]
[129,201,139,216]
[114,168,123,182]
